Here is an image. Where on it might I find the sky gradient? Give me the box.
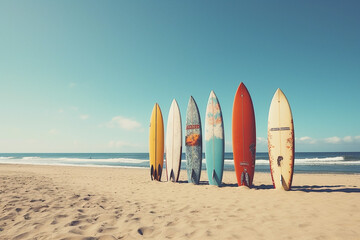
[1,1,360,152]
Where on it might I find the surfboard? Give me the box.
[205,91,224,186]
[185,96,202,185]
[165,99,182,182]
[149,103,164,181]
[268,88,295,190]
[232,82,256,187]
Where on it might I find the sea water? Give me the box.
[0,152,359,174]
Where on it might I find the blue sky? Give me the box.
[1,1,359,153]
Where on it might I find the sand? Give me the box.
[0,164,359,240]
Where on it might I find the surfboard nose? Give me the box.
[172,98,178,105]
[275,88,284,95]
[209,90,218,100]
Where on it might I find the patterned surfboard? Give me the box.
[185,96,202,184]
[205,91,224,186]
[268,89,295,190]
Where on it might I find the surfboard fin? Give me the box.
[150,165,154,181]
[281,175,289,191]
[245,172,250,187]
[212,171,221,186]
[191,169,197,184]
[170,169,175,182]
[241,171,250,187]
[158,164,162,181]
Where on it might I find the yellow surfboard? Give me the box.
[149,103,164,181]
[268,89,295,190]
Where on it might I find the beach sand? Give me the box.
[0,164,359,240]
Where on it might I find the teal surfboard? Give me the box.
[205,91,224,186]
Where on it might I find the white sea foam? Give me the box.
[295,157,360,165]
[22,157,41,160]
[297,157,344,162]
[255,160,269,165]
[253,156,360,165]
[1,155,358,168]
[0,157,149,165]
[57,158,148,164]
[0,161,146,169]
[220,156,360,165]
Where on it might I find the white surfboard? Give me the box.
[166,99,182,182]
[268,88,295,190]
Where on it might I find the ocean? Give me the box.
[0,152,359,174]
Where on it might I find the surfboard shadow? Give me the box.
[175,180,208,185]
[253,184,274,190]
[176,180,237,186]
[219,182,239,188]
[291,185,360,193]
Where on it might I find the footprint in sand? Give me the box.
[137,226,154,236]
[69,220,81,226]
[23,213,31,220]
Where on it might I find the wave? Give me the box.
[22,157,41,160]
[298,157,344,162]
[177,157,359,165]
[253,156,360,165]
[0,157,149,165]
[57,158,148,164]
[1,155,359,167]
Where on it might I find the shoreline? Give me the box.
[1,164,359,239]
[1,162,359,175]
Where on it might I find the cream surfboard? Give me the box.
[166,99,182,182]
[149,103,164,181]
[268,89,295,190]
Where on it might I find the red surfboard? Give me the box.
[232,82,256,187]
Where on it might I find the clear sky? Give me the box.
[1,1,359,153]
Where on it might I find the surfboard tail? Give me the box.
[212,170,221,186]
[281,174,290,191]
